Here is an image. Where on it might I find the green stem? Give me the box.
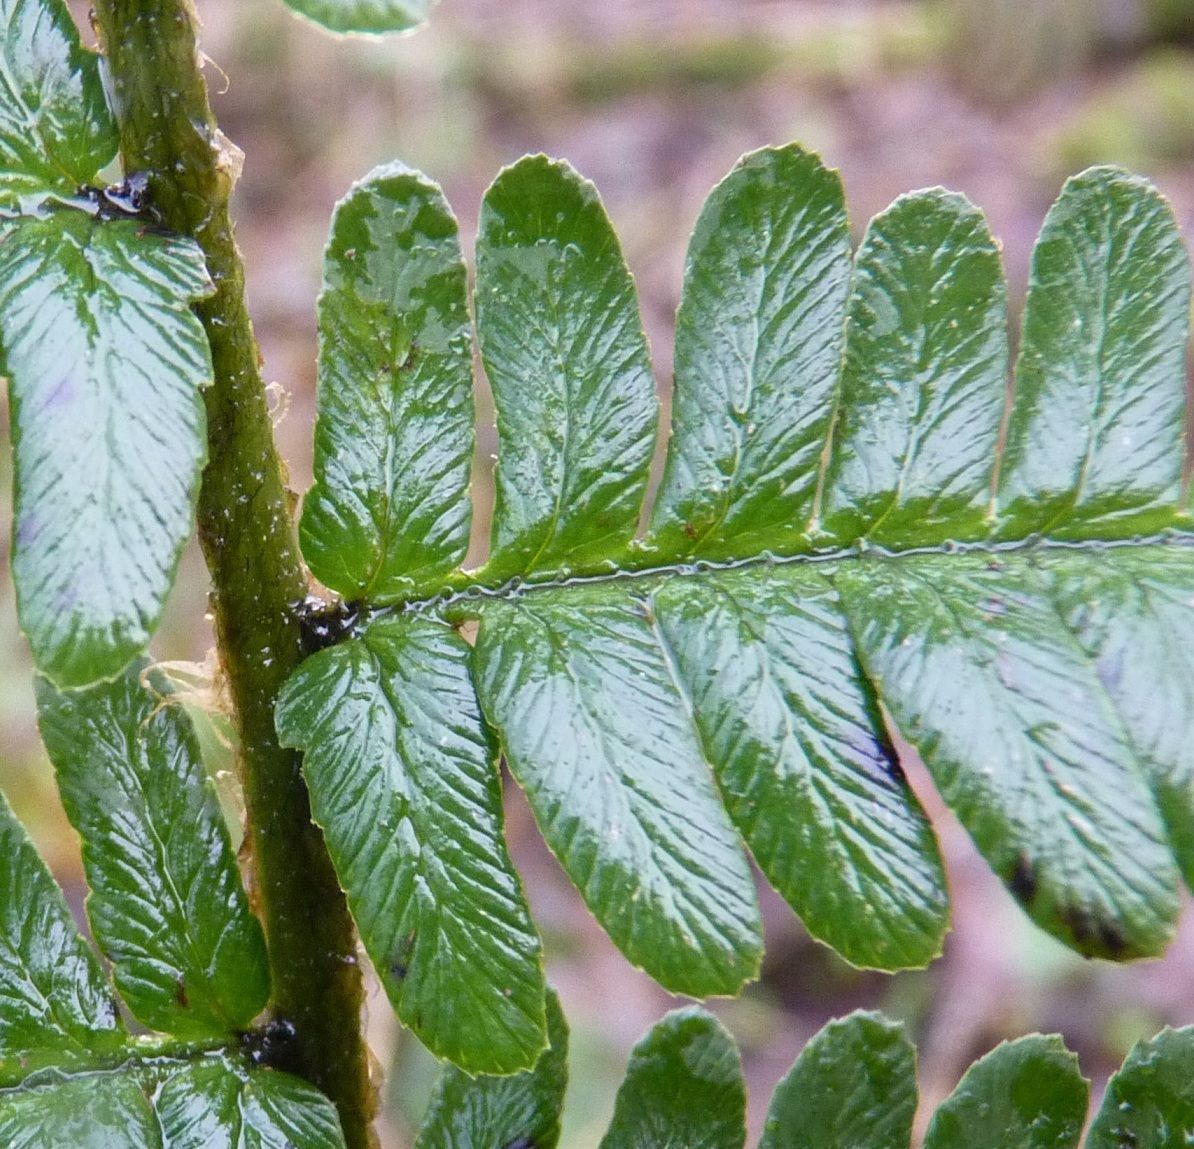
[90,2,374,1143]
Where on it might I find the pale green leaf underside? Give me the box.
[294,149,1193,1045]
[0,792,122,1085]
[35,663,269,1038]
[276,617,546,1074]
[414,989,568,1149]
[278,0,431,34]
[0,0,116,203]
[0,1056,346,1148]
[0,211,213,687]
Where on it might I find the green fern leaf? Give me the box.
[0,680,342,1142]
[413,1001,1192,1148]
[1087,1027,1194,1147]
[36,663,269,1037]
[285,144,1194,1071]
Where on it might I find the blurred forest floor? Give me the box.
[5,0,1194,1144]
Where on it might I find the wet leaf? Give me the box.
[301,163,473,602]
[0,1056,346,1148]
[471,586,762,997]
[649,144,851,561]
[1045,548,1194,886]
[598,1008,745,1149]
[0,0,116,204]
[0,1071,160,1149]
[286,154,1194,1070]
[922,1035,1087,1149]
[652,564,948,970]
[36,662,269,1038]
[999,167,1190,538]
[414,989,568,1149]
[1087,1027,1194,1149]
[759,1011,916,1149]
[0,212,212,687]
[0,793,124,1085]
[820,188,1007,546]
[276,616,547,1073]
[155,1056,347,1148]
[476,156,657,581]
[839,550,1180,959]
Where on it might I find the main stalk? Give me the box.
[90,2,374,1143]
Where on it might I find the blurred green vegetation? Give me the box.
[1051,48,1194,172]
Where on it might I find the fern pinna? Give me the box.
[416,998,1194,1149]
[277,148,1193,1071]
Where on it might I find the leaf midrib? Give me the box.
[373,529,1194,623]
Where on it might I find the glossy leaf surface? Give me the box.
[598,1008,745,1149]
[0,793,123,1084]
[0,1071,159,1149]
[301,163,474,601]
[476,156,657,580]
[471,586,762,997]
[922,1035,1087,1149]
[999,167,1190,538]
[276,616,546,1073]
[36,663,269,1037]
[649,144,851,560]
[0,0,116,203]
[839,550,1181,959]
[414,989,568,1149]
[287,152,1194,1067]
[759,1011,916,1149]
[653,564,948,970]
[155,1056,347,1148]
[820,189,1007,546]
[1045,548,1194,885]
[0,1057,346,1148]
[0,212,213,686]
[278,0,431,34]
[1086,1027,1194,1149]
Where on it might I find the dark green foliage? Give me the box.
[597,1009,745,1149]
[36,664,269,1036]
[759,1013,916,1149]
[284,139,1194,1073]
[414,1010,1194,1149]
[276,617,545,1072]
[414,991,569,1149]
[922,1036,1088,1149]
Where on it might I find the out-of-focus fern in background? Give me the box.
[4,0,1194,1144]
